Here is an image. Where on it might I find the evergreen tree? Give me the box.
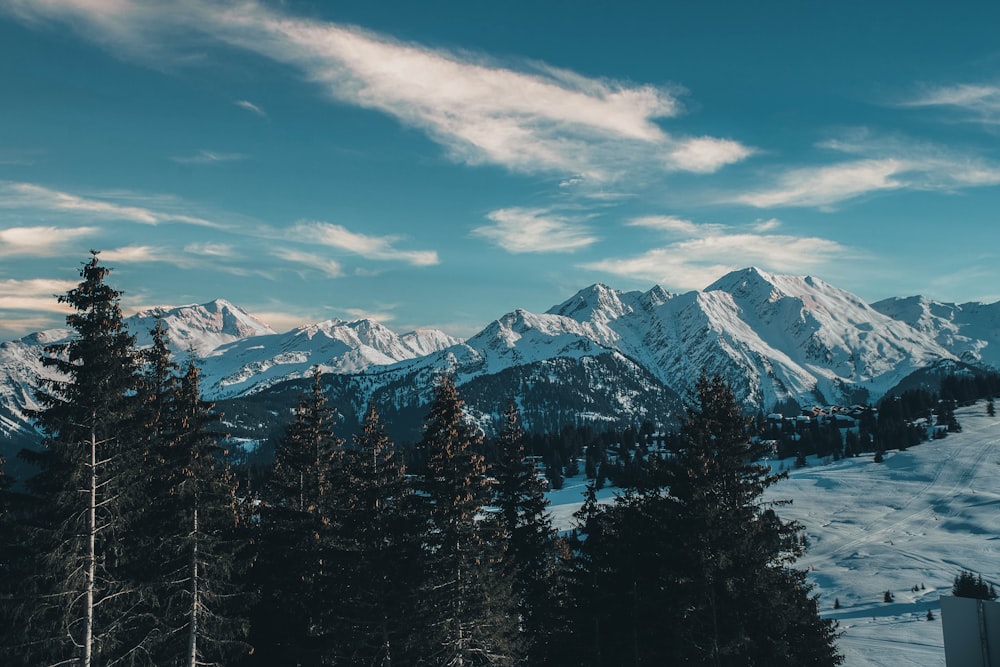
[322,405,423,665]
[247,366,343,665]
[568,375,842,666]
[148,362,251,665]
[19,252,145,666]
[0,453,25,661]
[493,401,559,665]
[416,375,518,666]
[661,374,842,666]
[952,570,998,600]
[988,398,995,417]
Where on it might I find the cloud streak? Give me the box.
[0,225,99,256]
[2,1,753,182]
[234,98,267,117]
[471,207,598,253]
[902,83,1000,123]
[732,132,1000,209]
[0,181,223,227]
[171,149,247,164]
[273,248,344,278]
[0,277,78,313]
[291,221,439,266]
[583,216,854,290]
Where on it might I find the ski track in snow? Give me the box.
[546,403,1000,667]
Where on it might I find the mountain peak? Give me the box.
[130,300,276,356]
[546,283,631,323]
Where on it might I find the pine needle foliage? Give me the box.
[416,375,519,666]
[18,251,145,666]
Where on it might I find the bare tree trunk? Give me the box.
[187,506,199,667]
[84,428,97,667]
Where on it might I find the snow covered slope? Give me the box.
[130,299,276,357]
[872,295,1000,370]
[198,318,460,399]
[547,402,1000,666]
[544,267,955,409]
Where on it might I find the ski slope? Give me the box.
[547,402,1000,666]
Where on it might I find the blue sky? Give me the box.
[3,0,1000,340]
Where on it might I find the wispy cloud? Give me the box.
[3,1,753,183]
[171,149,247,164]
[627,215,724,236]
[273,248,343,278]
[471,207,598,253]
[667,137,754,174]
[0,225,99,256]
[734,159,907,208]
[731,129,1000,210]
[234,98,267,118]
[0,181,223,227]
[0,277,77,313]
[341,307,396,323]
[291,221,439,266]
[582,216,854,290]
[101,245,164,263]
[184,242,234,257]
[902,83,1000,123]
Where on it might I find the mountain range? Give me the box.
[2,267,997,453]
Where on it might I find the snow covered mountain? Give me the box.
[871,295,1000,370]
[5,267,1000,449]
[198,317,460,399]
[130,299,276,356]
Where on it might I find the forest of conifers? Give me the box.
[0,254,843,666]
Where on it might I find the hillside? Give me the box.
[547,402,1000,666]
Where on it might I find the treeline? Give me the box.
[0,254,842,666]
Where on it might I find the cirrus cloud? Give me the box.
[471,207,598,253]
[291,221,439,266]
[582,216,856,291]
[2,0,753,183]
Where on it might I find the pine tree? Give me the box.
[322,405,423,665]
[148,361,251,665]
[987,398,995,417]
[662,374,842,666]
[568,375,841,666]
[952,570,998,600]
[246,366,343,665]
[0,453,24,661]
[19,252,145,666]
[415,375,518,666]
[493,400,558,665]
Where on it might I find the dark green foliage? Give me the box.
[493,401,560,665]
[567,374,842,667]
[146,361,251,665]
[17,252,145,666]
[416,375,519,666]
[246,366,343,666]
[322,405,423,665]
[952,570,998,600]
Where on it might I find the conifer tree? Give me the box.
[0,453,24,661]
[247,366,343,665]
[149,361,251,665]
[19,252,145,666]
[661,374,842,666]
[493,400,558,665]
[415,375,518,666]
[322,405,423,665]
